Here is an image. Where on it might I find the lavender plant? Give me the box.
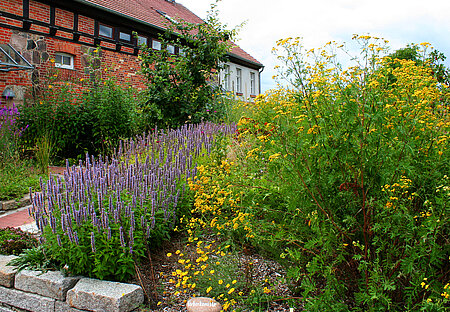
[0,104,28,165]
[29,122,236,281]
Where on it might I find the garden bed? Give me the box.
[132,236,299,311]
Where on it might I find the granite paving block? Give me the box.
[0,255,18,288]
[0,285,55,312]
[67,278,144,312]
[15,269,80,300]
[54,300,85,312]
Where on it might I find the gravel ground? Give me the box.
[130,237,303,311]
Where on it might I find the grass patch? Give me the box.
[0,161,44,201]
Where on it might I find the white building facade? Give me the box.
[219,60,262,101]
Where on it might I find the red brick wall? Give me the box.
[29,0,50,23]
[1,0,147,106]
[55,8,73,29]
[0,0,22,16]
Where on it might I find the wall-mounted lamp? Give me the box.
[2,87,15,98]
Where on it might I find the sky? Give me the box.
[178,0,450,92]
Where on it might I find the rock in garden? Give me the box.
[1,200,17,211]
[0,255,18,287]
[66,278,144,312]
[186,297,222,312]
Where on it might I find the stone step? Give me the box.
[0,285,56,312]
[66,278,144,312]
[15,270,80,300]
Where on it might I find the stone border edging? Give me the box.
[0,195,31,213]
[0,255,144,312]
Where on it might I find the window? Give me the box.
[119,31,131,42]
[250,72,256,95]
[223,65,230,91]
[236,68,242,94]
[152,39,161,50]
[99,24,113,39]
[54,52,74,69]
[167,44,175,54]
[178,48,185,56]
[137,35,148,47]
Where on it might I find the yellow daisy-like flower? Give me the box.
[268,153,281,161]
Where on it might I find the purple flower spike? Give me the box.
[119,226,126,248]
[90,232,96,253]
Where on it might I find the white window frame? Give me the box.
[250,72,256,95]
[137,35,148,47]
[223,65,230,91]
[54,52,74,70]
[236,68,242,94]
[99,24,113,39]
[152,39,162,50]
[119,31,131,42]
[167,44,175,54]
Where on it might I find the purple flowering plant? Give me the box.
[0,104,28,164]
[29,122,236,281]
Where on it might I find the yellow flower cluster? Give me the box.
[382,176,415,210]
[165,160,254,310]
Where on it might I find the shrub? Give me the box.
[0,227,37,256]
[139,4,237,129]
[235,36,450,311]
[18,52,143,163]
[18,74,92,162]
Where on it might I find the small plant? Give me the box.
[7,245,59,272]
[35,134,53,175]
[0,104,28,166]
[0,227,38,256]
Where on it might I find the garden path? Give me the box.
[0,166,65,233]
[0,206,38,233]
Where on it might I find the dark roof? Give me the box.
[77,0,263,68]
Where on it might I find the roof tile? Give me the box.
[82,0,262,66]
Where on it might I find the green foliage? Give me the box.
[18,50,142,163]
[84,78,140,155]
[139,3,237,129]
[0,227,37,256]
[7,245,59,272]
[0,161,44,201]
[35,134,53,174]
[232,35,450,311]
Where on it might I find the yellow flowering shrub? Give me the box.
[235,35,450,311]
